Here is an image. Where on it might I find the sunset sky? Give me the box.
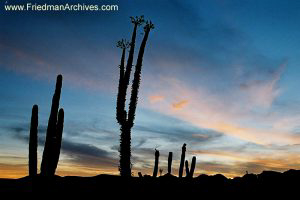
[1,0,300,178]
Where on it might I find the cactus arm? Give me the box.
[29,104,38,177]
[118,21,140,125]
[123,23,137,89]
[127,25,152,126]
[122,16,145,93]
[189,156,196,178]
[116,48,127,124]
[185,160,190,177]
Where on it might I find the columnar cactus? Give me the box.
[29,105,38,177]
[51,109,64,174]
[179,143,186,178]
[168,152,173,174]
[40,74,64,176]
[116,16,154,177]
[153,149,159,177]
[189,156,196,178]
[28,75,64,177]
[185,156,197,178]
[185,160,189,177]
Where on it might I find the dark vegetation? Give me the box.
[29,74,64,178]
[116,15,154,177]
[1,16,300,194]
[1,170,300,194]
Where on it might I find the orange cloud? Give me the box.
[149,95,165,103]
[172,100,189,110]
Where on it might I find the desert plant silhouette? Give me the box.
[29,105,38,177]
[189,156,196,178]
[116,16,154,177]
[153,149,160,177]
[159,169,163,176]
[185,160,190,177]
[167,152,173,174]
[28,75,64,177]
[185,156,196,178]
[179,143,186,178]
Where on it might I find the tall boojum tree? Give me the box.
[116,16,154,177]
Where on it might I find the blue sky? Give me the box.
[1,0,300,178]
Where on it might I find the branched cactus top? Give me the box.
[117,39,130,50]
[144,21,155,32]
[130,15,145,26]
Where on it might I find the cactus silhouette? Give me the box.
[179,143,186,178]
[184,156,196,178]
[138,172,143,178]
[168,152,173,174]
[185,160,189,177]
[116,16,154,177]
[27,75,64,177]
[29,105,38,177]
[159,169,163,176]
[40,74,64,176]
[153,149,159,177]
[189,156,196,178]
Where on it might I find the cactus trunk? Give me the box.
[123,24,138,89]
[116,48,126,124]
[179,143,186,178]
[153,149,159,177]
[40,74,63,176]
[119,126,132,177]
[29,105,38,177]
[168,152,173,174]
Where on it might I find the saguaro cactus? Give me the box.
[179,143,186,178]
[184,156,196,178]
[116,16,154,177]
[168,152,173,174]
[40,74,64,176]
[28,75,65,177]
[153,149,159,177]
[185,160,189,177]
[29,105,38,177]
[189,156,196,178]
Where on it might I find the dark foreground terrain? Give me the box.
[1,169,300,194]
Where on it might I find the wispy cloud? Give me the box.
[238,62,286,109]
[141,62,300,146]
[172,99,189,110]
[149,95,165,104]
